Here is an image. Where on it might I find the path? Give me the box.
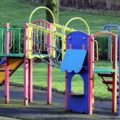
[0,86,119,120]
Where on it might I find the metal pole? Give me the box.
[28,59,33,103]
[5,23,10,104]
[47,23,52,104]
[24,23,29,106]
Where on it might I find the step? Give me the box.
[70,93,85,97]
[0,69,15,72]
[107,88,119,92]
[103,80,113,84]
[98,73,113,77]
[103,80,119,85]
[107,88,112,92]
[94,68,115,73]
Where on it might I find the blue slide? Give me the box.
[60,49,87,73]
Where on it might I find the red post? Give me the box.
[47,23,52,104]
[5,23,10,104]
[24,58,29,106]
[64,35,68,111]
[47,59,52,104]
[65,72,68,111]
[5,58,9,104]
[28,59,33,103]
[112,36,117,113]
[88,36,94,114]
[24,23,29,106]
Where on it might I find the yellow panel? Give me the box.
[0,58,23,84]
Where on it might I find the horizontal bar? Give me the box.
[31,54,50,59]
[0,69,16,72]
[0,28,23,30]
[27,23,64,37]
[53,23,75,33]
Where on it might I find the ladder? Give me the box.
[97,71,118,113]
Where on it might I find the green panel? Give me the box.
[0,54,24,58]
[94,68,115,73]
[0,27,24,57]
[8,54,24,57]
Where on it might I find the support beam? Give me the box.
[47,23,52,104]
[88,36,94,114]
[28,59,33,103]
[24,23,29,106]
[47,59,52,104]
[24,58,29,106]
[5,57,9,104]
[4,23,10,104]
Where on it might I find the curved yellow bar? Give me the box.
[63,17,90,35]
[28,6,55,24]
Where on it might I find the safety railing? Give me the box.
[91,31,118,63]
[0,27,24,57]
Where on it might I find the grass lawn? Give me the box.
[10,61,112,99]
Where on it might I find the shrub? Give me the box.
[95,36,108,60]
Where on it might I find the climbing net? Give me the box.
[36,39,62,68]
[30,20,63,68]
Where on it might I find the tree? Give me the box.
[46,0,59,23]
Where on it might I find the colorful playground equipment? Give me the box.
[0,6,120,116]
[0,6,77,106]
[61,23,118,113]
[60,17,119,115]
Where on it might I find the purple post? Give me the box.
[47,23,52,104]
[5,23,10,104]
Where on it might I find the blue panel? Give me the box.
[63,31,90,113]
[66,71,89,113]
[0,57,6,65]
[66,31,88,50]
[60,49,87,73]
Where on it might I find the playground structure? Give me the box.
[0,6,120,116]
[61,27,118,114]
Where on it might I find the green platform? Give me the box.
[94,68,115,73]
[0,54,24,58]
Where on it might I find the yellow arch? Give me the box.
[28,6,55,24]
[63,17,90,35]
